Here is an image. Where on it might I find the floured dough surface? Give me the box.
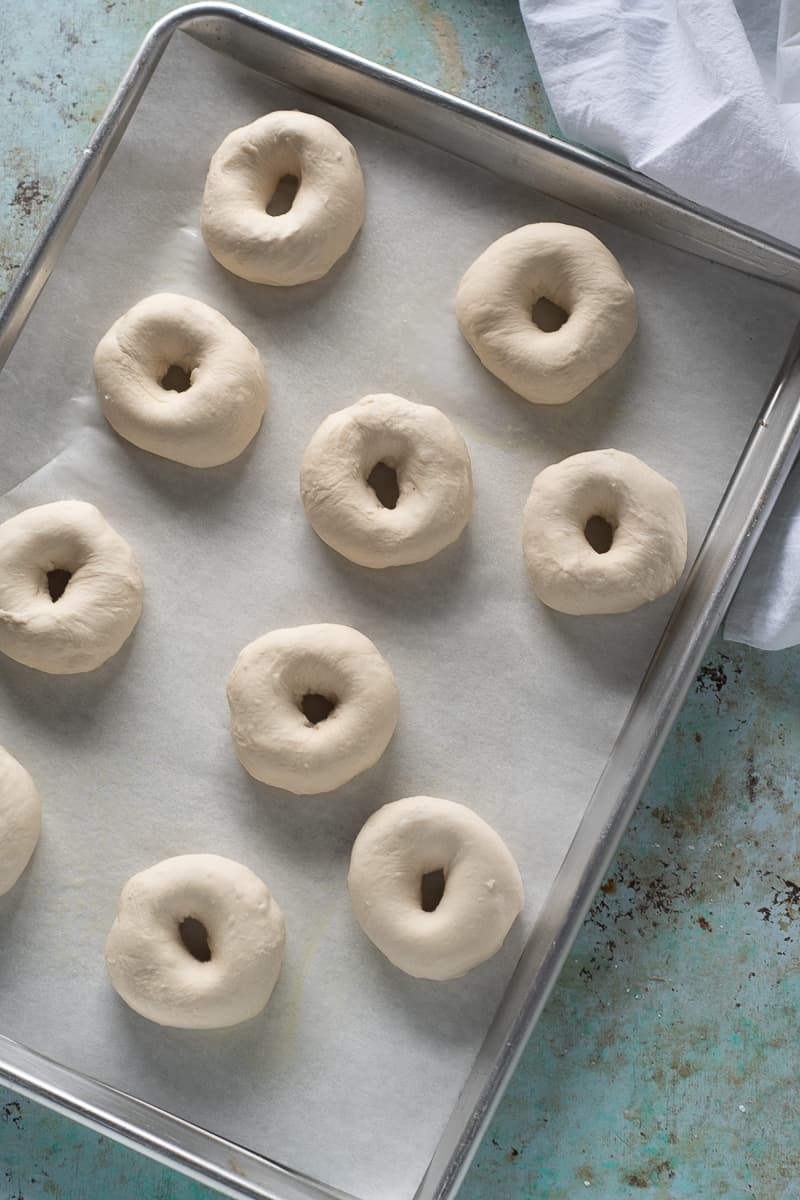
[0,500,143,674]
[94,292,268,468]
[348,796,524,980]
[227,623,400,795]
[0,746,41,896]
[300,393,473,568]
[105,854,285,1029]
[201,110,365,286]
[523,448,688,615]
[456,223,637,405]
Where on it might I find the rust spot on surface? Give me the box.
[10,176,48,216]
[2,1101,22,1128]
[754,874,799,931]
[600,878,617,894]
[696,661,727,694]
[746,748,759,803]
[698,916,712,932]
[625,1160,675,1189]
[695,652,741,702]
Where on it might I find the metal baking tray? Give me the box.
[2,5,800,1200]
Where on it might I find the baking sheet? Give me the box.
[1,30,799,1200]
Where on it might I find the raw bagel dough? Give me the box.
[300,393,473,568]
[0,501,143,674]
[0,746,41,896]
[456,223,637,405]
[94,293,268,468]
[348,796,524,980]
[201,110,365,286]
[523,448,687,615]
[105,854,285,1029]
[227,624,399,795]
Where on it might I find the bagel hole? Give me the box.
[179,916,212,963]
[367,461,400,510]
[160,363,192,393]
[46,568,72,602]
[531,297,568,332]
[584,515,615,554]
[420,868,446,913]
[266,174,299,216]
[300,692,337,725]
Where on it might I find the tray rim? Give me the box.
[2,5,800,1200]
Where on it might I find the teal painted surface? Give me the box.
[0,3,797,1199]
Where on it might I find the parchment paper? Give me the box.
[0,32,798,1200]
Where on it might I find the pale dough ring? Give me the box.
[227,623,400,795]
[0,746,42,896]
[0,501,144,674]
[201,110,365,286]
[300,393,473,568]
[105,854,285,1029]
[456,223,638,405]
[94,293,268,468]
[522,448,688,616]
[348,796,524,981]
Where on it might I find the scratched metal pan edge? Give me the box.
[1,5,800,1200]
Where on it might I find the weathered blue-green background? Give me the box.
[1,3,798,1198]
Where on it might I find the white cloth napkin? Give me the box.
[519,0,800,649]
